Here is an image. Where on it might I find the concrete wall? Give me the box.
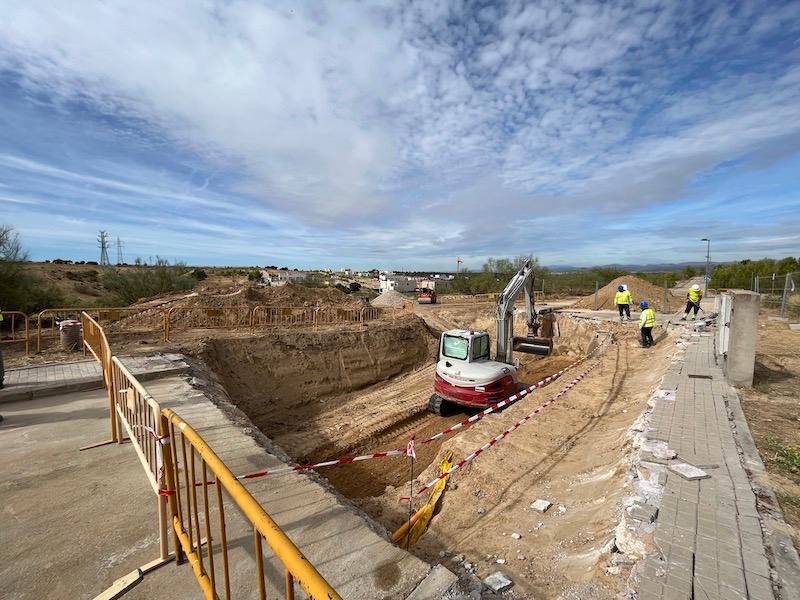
[717,290,760,386]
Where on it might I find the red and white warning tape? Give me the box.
[400,357,604,500]
[418,336,610,445]
[156,333,612,491]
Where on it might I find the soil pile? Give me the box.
[572,275,680,312]
[371,290,409,308]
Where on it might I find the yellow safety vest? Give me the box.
[614,290,632,305]
[640,308,655,328]
[688,288,703,302]
[0,309,4,322]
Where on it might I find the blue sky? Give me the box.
[1,1,799,270]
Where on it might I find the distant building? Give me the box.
[261,270,309,285]
[379,272,416,293]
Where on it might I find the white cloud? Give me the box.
[1,0,799,266]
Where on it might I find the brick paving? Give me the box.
[0,354,189,403]
[639,333,775,600]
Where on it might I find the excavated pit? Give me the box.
[200,310,603,499]
[199,306,680,598]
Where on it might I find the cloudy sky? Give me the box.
[1,1,799,270]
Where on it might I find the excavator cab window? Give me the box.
[442,334,469,360]
[471,334,490,360]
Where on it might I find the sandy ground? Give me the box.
[738,318,800,550]
[354,320,679,599]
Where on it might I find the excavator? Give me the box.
[428,261,555,415]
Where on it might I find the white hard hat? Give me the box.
[692,284,700,291]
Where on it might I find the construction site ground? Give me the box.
[2,286,799,599]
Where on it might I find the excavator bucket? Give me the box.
[513,336,553,356]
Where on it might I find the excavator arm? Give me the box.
[495,261,552,364]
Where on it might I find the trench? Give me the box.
[199,311,600,502]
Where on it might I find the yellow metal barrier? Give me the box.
[161,408,343,600]
[0,311,30,354]
[38,307,166,352]
[251,306,315,333]
[81,312,118,445]
[165,305,253,341]
[110,356,173,573]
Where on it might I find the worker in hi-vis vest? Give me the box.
[639,301,655,347]
[682,284,703,320]
[614,284,633,321]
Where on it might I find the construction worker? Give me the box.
[639,301,655,347]
[682,284,703,320]
[614,284,633,321]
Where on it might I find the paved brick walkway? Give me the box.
[638,333,775,600]
[0,354,189,403]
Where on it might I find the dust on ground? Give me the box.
[572,275,682,313]
[738,318,800,550]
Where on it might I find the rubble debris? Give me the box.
[531,499,552,513]
[629,503,659,523]
[483,572,513,593]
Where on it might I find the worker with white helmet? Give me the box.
[682,284,703,320]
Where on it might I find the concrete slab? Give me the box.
[0,368,430,600]
[0,354,190,404]
[483,571,513,593]
[405,565,458,600]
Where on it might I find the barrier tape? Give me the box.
[158,333,612,491]
[419,336,611,445]
[400,357,604,501]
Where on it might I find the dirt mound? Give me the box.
[572,275,681,312]
[371,290,409,308]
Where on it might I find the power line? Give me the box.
[116,236,124,265]
[98,230,110,266]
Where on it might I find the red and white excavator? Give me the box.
[428,261,555,414]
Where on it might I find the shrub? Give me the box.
[101,258,197,305]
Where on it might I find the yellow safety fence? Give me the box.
[161,409,343,600]
[81,312,342,599]
[1,303,407,354]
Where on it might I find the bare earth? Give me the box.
[738,318,800,550]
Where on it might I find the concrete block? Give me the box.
[483,571,513,593]
[723,291,760,386]
[789,323,800,330]
[405,565,458,600]
[767,316,789,322]
[530,499,552,513]
[669,463,710,480]
[630,503,659,523]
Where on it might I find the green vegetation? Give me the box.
[776,491,800,509]
[765,434,800,474]
[711,257,798,289]
[100,258,198,305]
[441,255,677,296]
[0,225,66,313]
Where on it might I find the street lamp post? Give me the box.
[701,238,711,297]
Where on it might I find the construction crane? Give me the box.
[428,260,555,415]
